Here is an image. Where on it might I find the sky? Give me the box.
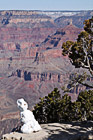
[0,0,92,11]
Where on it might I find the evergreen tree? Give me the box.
[33,88,61,123]
[33,89,93,123]
[77,90,93,120]
[62,17,93,91]
[59,94,72,122]
[62,17,93,75]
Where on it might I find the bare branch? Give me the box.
[62,73,93,93]
[80,62,90,68]
[80,80,93,88]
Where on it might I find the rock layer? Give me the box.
[0,10,92,138]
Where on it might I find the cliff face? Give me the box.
[54,10,93,28]
[0,27,55,50]
[0,10,92,51]
[0,10,92,138]
[0,119,19,138]
[39,24,82,51]
[0,11,56,51]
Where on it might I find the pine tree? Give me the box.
[62,17,93,75]
[33,88,62,123]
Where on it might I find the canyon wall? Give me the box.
[0,10,92,138]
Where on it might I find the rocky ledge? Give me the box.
[1,122,93,140]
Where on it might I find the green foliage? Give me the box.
[33,88,93,123]
[84,17,93,35]
[71,101,82,121]
[59,94,72,122]
[77,31,89,42]
[62,41,74,56]
[33,88,61,123]
[62,17,93,75]
[77,90,93,120]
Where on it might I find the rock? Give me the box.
[1,122,93,140]
[54,11,92,28]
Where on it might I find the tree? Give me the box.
[62,17,93,90]
[71,101,82,121]
[59,94,72,122]
[62,17,93,75]
[70,90,93,121]
[77,90,93,120]
[33,89,93,123]
[33,88,62,123]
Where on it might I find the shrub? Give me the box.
[33,89,93,123]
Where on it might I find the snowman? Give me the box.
[17,98,41,133]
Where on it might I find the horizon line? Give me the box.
[0,9,93,12]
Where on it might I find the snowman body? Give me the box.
[17,98,41,133]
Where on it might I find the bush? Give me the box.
[33,89,93,123]
[33,88,61,123]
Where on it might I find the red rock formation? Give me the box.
[0,10,91,138]
[38,24,82,51]
[0,27,56,50]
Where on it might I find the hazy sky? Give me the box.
[0,0,92,11]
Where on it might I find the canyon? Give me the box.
[0,10,92,138]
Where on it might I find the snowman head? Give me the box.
[17,98,28,111]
